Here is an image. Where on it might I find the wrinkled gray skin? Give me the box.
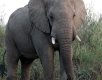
[5,0,86,80]
[6,5,63,80]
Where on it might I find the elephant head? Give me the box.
[28,0,86,79]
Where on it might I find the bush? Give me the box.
[0,25,5,47]
[73,14,102,80]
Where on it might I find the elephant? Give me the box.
[5,0,86,80]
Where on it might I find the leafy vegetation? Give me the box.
[73,12,102,80]
[0,25,5,47]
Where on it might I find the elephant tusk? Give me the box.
[76,35,81,42]
[51,37,56,44]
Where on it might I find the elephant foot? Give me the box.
[67,77,76,80]
[67,74,76,80]
[61,72,67,80]
[7,76,17,80]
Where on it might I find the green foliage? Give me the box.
[0,25,5,47]
[73,14,102,80]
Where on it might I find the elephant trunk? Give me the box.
[49,3,76,79]
[58,29,75,80]
[54,19,75,79]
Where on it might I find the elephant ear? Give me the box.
[73,0,87,29]
[28,0,50,33]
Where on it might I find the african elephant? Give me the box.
[5,0,86,80]
[28,0,86,80]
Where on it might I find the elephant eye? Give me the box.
[50,15,54,22]
[73,13,76,18]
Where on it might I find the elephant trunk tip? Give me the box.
[76,35,81,42]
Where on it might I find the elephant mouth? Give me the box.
[50,37,59,50]
[51,35,81,45]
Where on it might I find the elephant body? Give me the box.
[6,6,37,59]
[6,5,58,80]
[6,5,43,59]
[5,0,86,80]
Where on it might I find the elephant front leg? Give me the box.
[5,31,20,80]
[39,47,54,80]
[6,60,18,80]
[31,29,54,80]
[20,56,34,80]
[6,49,19,80]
